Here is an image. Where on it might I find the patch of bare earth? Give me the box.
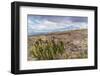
[28,29,88,60]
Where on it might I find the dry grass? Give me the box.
[28,29,88,60]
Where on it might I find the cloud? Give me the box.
[28,16,88,35]
[28,19,67,34]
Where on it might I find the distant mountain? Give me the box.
[28,23,87,36]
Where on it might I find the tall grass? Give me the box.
[30,38,65,60]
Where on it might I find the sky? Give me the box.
[27,15,88,36]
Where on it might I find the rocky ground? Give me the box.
[28,29,88,60]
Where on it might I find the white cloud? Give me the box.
[28,19,33,24]
[29,20,65,30]
[28,19,87,35]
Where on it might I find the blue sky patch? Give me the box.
[28,15,88,36]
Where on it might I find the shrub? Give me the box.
[30,38,65,60]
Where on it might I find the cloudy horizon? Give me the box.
[28,15,88,36]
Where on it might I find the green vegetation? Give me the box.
[28,29,88,60]
[30,38,65,60]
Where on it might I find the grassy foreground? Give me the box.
[28,29,88,60]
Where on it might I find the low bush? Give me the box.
[30,38,65,60]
